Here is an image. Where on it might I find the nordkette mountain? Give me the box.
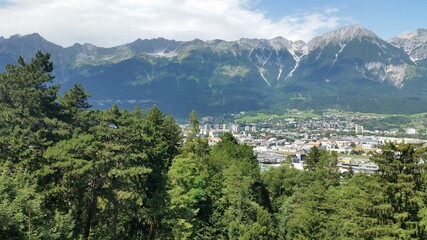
[1,25,427,116]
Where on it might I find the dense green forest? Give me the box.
[2,52,427,239]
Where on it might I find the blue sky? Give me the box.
[255,0,427,39]
[0,0,425,47]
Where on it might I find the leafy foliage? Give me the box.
[3,53,427,239]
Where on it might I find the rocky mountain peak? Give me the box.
[389,28,427,63]
[237,38,268,48]
[307,25,378,50]
[0,33,62,60]
[397,29,427,40]
[7,33,45,42]
[269,36,306,52]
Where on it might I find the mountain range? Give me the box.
[1,25,427,117]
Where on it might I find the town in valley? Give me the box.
[182,109,427,173]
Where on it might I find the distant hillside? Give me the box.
[1,25,427,116]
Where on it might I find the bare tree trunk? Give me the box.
[83,181,97,240]
[147,219,157,240]
[112,202,118,240]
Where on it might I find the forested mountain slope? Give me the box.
[1,26,427,116]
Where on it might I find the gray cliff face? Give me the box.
[389,29,427,65]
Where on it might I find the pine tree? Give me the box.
[370,143,427,239]
[0,52,61,168]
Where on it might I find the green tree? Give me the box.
[0,52,61,168]
[0,165,74,239]
[60,84,91,113]
[59,83,91,127]
[137,106,182,239]
[0,53,189,239]
[168,156,207,239]
[279,180,335,240]
[189,110,200,136]
[43,133,104,239]
[262,165,314,213]
[370,143,427,239]
[182,110,209,157]
[201,132,272,239]
[304,146,340,185]
[42,106,158,239]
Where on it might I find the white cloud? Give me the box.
[0,0,346,47]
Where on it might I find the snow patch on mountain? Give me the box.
[258,67,271,86]
[329,43,347,72]
[147,50,177,58]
